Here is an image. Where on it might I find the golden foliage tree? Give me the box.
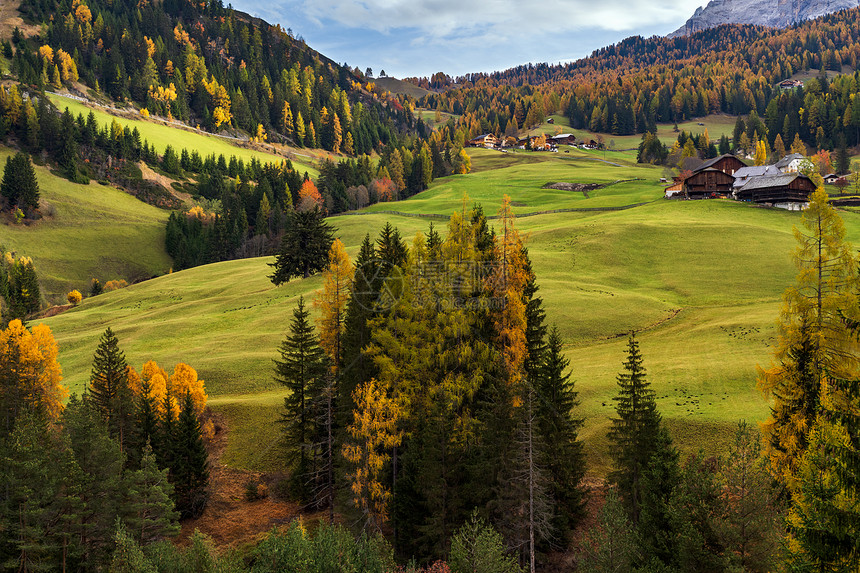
[128,360,206,417]
[0,320,67,435]
[758,186,860,490]
[297,179,323,212]
[342,378,402,532]
[314,238,352,373]
[492,195,529,390]
[67,289,82,306]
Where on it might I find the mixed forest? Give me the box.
[5,0,860,569]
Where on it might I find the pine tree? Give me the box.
[717,422,780,572]
[89,327,135,454]
[339,235,380,426]
[608,333,661,524]
[269,208,335,283]
[275,296,327,502]
[62,394,126,569]
[0,152,40,211]
[580,488,639,572]
[170,392,209,518]
[636,426,680,567]
[537,326,586,535]
[122,443,180,545]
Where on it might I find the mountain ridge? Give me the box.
[669,0,860,38]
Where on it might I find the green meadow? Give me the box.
[37,147,860,475]
[46,94,320,178]
[0,146,172,303]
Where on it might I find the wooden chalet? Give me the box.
[734,173,816,207]
[779,79,804,90]
[550,133,577,146]
[683,168,735,198]
[824,173,841,184]
[468,134,498,148]
[693,154,746,177]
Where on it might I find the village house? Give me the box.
[775,153,804,173]
[669,153,816,208]
[468,134,498,148]
[733,172,816,209]
[778,79,804,90]
[823,173,841,184]
[550,133,577,146]
[732,165,781,190]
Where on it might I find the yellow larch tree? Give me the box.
[492,195,529,389]
[314,238,352,374]
[0,320,67,431]
[758,186,860,491]
[342,378,402,533]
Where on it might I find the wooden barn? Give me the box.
[683,168,735,198]
[734,173,816,207]
[694,154,746,177]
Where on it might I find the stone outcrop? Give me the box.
[669,0,860,38]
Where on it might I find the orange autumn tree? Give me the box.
[297,179,323,212]
[342,378,402,533]
[0,320,67,434]
[127,360,207,417]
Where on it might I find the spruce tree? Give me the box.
[89,327,135,454]
[537,326,586,535]
[171,391,209,518]
[608,332,661,524]
[339,235,379,427]
[275,296,327,501]
[62,394,126,569]
[269,208,335,283]
[1,152,40,211]
[376,222,408,269]
[130,377,161,469]
[122,443,180,544]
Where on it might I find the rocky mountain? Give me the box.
[669,0,860,37]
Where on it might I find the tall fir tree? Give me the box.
[89,327,135,454]
[122,443,181,545]
[608,332,662,524]
[269,208,335,283]
[170,392,209,518]
[275,296,327,502]
[537,326,586,536]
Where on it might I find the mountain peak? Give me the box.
[669,0,860,38]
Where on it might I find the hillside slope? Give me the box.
[670,0,860,37]
[0,146,171,303]
[38,149,860,475]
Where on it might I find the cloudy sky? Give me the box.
[228,0,708,78]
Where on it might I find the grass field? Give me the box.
[0,146,172,303]
[46,94,320,178]
[37,147,860,476]
[528,113,738,150]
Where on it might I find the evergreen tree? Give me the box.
[0,152,40,211]
[537,326,586,535]
[608,333,661,524]
[275,296,327,502]
[170,392,209,518]
[339,235,380,426]
[580,488,639,572]
[269,208,335,283]
[108,522,158,573]
[717,421,781,572]
[62,394,126,569]
[89,327,135,454]
[122,444,180,545]
[636,426,680,568]
[376,222,408,270]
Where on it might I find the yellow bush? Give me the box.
[103,279,128,291]
[66,290,82,306]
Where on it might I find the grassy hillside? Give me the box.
[47,94,321,179]
[39,148,860,475]
[0,146,172,303]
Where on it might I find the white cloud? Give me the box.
[298,0,705,36]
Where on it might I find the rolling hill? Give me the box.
[38,146,856,475]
